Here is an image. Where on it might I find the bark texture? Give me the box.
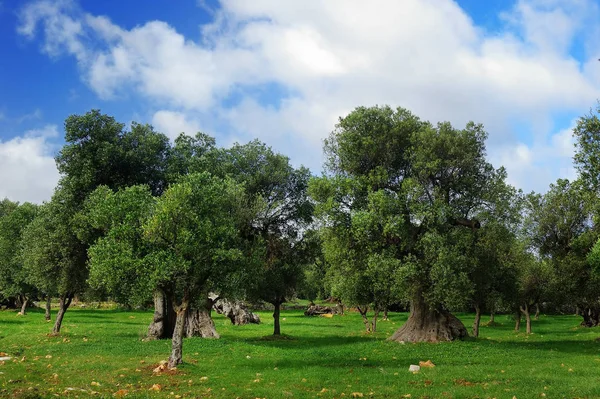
[147,290,176,340]
[18,296,29,315]
[520,303,532,334]
[168,298,189,369]
[388,298,468,342]
[472,305,481,338]
[357,305,373,333]
[52,294,72,334]
[212,298,260,325]
[184,296,219,338]
[44,296,51,321]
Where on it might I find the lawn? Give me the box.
[1,305,599,398]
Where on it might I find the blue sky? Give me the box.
[1,0,600,203]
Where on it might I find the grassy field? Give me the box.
[0,305,599,399]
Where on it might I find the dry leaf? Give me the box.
[113,389,128,397]
[91,381,100,387]
[351,393,364,398]
[149,384,161,391]
[419,360,435,368]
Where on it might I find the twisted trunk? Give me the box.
[389,296,468,342]
[147,290,176,340]
[472,304,481,338]
[18,296,29,315]
[52,294,72,334]
[520,303,532,334]
[184,296,219,338]
[357,305,372,333]
[168,296,189,369]
[213,297,260,325]
[44,296,51,321]
[382,307,389,321]
[514,310,521,331]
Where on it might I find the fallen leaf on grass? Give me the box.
[419,360,435,368]
[351,393,364,398]
[200,376,208,381]
[113,389,128,397]
[149,384,161,391]
[91,381,100,387]
[454,379,476,386]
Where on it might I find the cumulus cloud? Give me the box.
[16,0,600,192]
[152,110,202,140]
[0,126,60,204]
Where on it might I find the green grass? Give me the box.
[1,307,599,398]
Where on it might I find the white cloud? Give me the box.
[152,110,202,140]
[17,0,600,192]
[0,126,60,204]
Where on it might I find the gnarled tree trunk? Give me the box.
[514,310,521,331]
[472,304,481,338]
[388,296,468,342]
[52,294,72,334]
[168,297,189,369]
[357,305,373,333]
[18,295,29,315]
[185,296,219,338]
[520,303,532,334]
[580,307,600,327]
[212,297,260,325]
[147,290,176,340]
[44,296,51,321]
[382,307,389,321]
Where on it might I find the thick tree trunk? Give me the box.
[372,308,380,333]
[52,294,72,334]
[212,297,260,325]
[273,302,281,336]
[168,297,189,369]
[337,300,345,316]
[147,290,177,340]
[514,310,521,331]
[472,305,481,338]
[388,297,468,342]
[45,296,51,321]
[535,303,540,320]
[580,307,600,327]
[520,304,532,334]
[357,305,372,333]
[18,296,29,315]
[184,296,219,338]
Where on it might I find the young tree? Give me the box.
[526,180,599,326]
[218,140,314,336]
[0,201,39,314]
[310,106,508,342]
[21,194,88,333]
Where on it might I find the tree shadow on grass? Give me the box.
[245,334,377,349]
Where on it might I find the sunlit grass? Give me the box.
[1,305,599,398]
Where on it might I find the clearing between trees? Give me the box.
[1,306,599,399]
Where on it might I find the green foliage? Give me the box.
[0,201,38,300]
[312,105,510,316]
